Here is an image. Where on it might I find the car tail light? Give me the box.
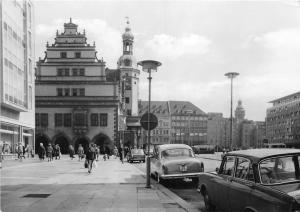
[162,165,168,174]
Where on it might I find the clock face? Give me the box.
[124,59,131,66]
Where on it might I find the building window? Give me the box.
[61,52,67,58]
[65,68,70,76]
[72,88,78,96]
[64,88,70,96]
[35,113,40,126]
[75,52,81,58]
[91,113,99,126]
[79,68,85,76]
[79,88,85,96]
[41,113,48,127]
[57,69,63,76]
[74,113,85,126]
[57,88,63,96]
[64,113,72,127]
[72,68,78,76]
[127,109,132,116]
[55,113,63,127]
[100,113,108,127]
[125,97,130,104]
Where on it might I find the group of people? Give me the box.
[38,143,61,162]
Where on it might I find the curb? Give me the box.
[132,165,201,212]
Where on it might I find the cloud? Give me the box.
[144,34,211,60]
[35,18,122,67]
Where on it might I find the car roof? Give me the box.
[226,148,300,163]
[157,144,192,151]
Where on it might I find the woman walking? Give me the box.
[86,144,96,173]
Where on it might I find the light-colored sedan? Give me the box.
[150,144,204,183]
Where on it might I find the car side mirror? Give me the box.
[215,167,219,173]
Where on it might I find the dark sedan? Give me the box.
[198,148,300,212]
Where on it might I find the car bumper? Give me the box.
[160,172,202,179]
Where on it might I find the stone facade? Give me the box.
[35,19,119,153]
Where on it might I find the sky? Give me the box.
[33,0,300,121]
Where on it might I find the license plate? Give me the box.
[179,165,187,172]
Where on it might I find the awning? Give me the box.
[23,133,33,137]
[0,129,18,135]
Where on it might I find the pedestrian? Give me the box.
[46,143,53,162]
[118,146,123,164]
[54,144,61,160]
[95,145,100,161]
[77,144,84,161]
[85,143,96,173]
[69,144,75,159]
[105,146,110,159]
[38,143,46,160]
[16,142,24,161]
[25,144,33,158]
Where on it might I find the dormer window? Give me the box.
[60,52,67,58]
[75,52,81,58]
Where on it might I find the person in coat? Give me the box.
[85,143,96,173]
[38,143,46,160]
[46,143,53,162]
[77,144,84,161]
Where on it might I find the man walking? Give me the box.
[46,143,53,162]
[86,143,96,173]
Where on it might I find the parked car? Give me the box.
[151,144,204,183]
[198,148,300,212]
[127,149,145,163]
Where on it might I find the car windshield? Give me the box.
[161,148,194,159]
[131,149,144,154]
[259,155,300,184]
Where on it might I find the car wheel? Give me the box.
[203,189,215,211]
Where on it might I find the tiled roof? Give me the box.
[138,101,206,116]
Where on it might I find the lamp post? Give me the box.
[138,60,161,188]
[224,72,239,150]
[184,110,193,146]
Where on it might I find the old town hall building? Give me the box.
[35,19,136,153]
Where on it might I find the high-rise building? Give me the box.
[235,100,245,123]
[1,0,35,154]
[266,91,300,148]
[35,19,119,153]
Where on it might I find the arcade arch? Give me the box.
[92,133,113,154]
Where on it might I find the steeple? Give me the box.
[235,100,245,123]
[118,17,136,68]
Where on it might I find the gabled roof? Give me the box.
[139,101,169,115]
[168,101,206,115]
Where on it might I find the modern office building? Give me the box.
[35,19,120,153]
[0,0,35,153]
[266,91,300,148]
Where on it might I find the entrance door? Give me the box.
[75,138,89,153]
[54,136,69,154]
[93,134,112,154]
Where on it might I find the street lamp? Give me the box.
[224,72,239,150]
[184,110,193,147]
[138,60,161,189]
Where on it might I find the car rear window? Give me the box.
[131,149,144,154]
[161,148,194,159]
[259,155,300,184]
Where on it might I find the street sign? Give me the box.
[140,112,158,131]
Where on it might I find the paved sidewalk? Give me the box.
[1,156,199,212]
